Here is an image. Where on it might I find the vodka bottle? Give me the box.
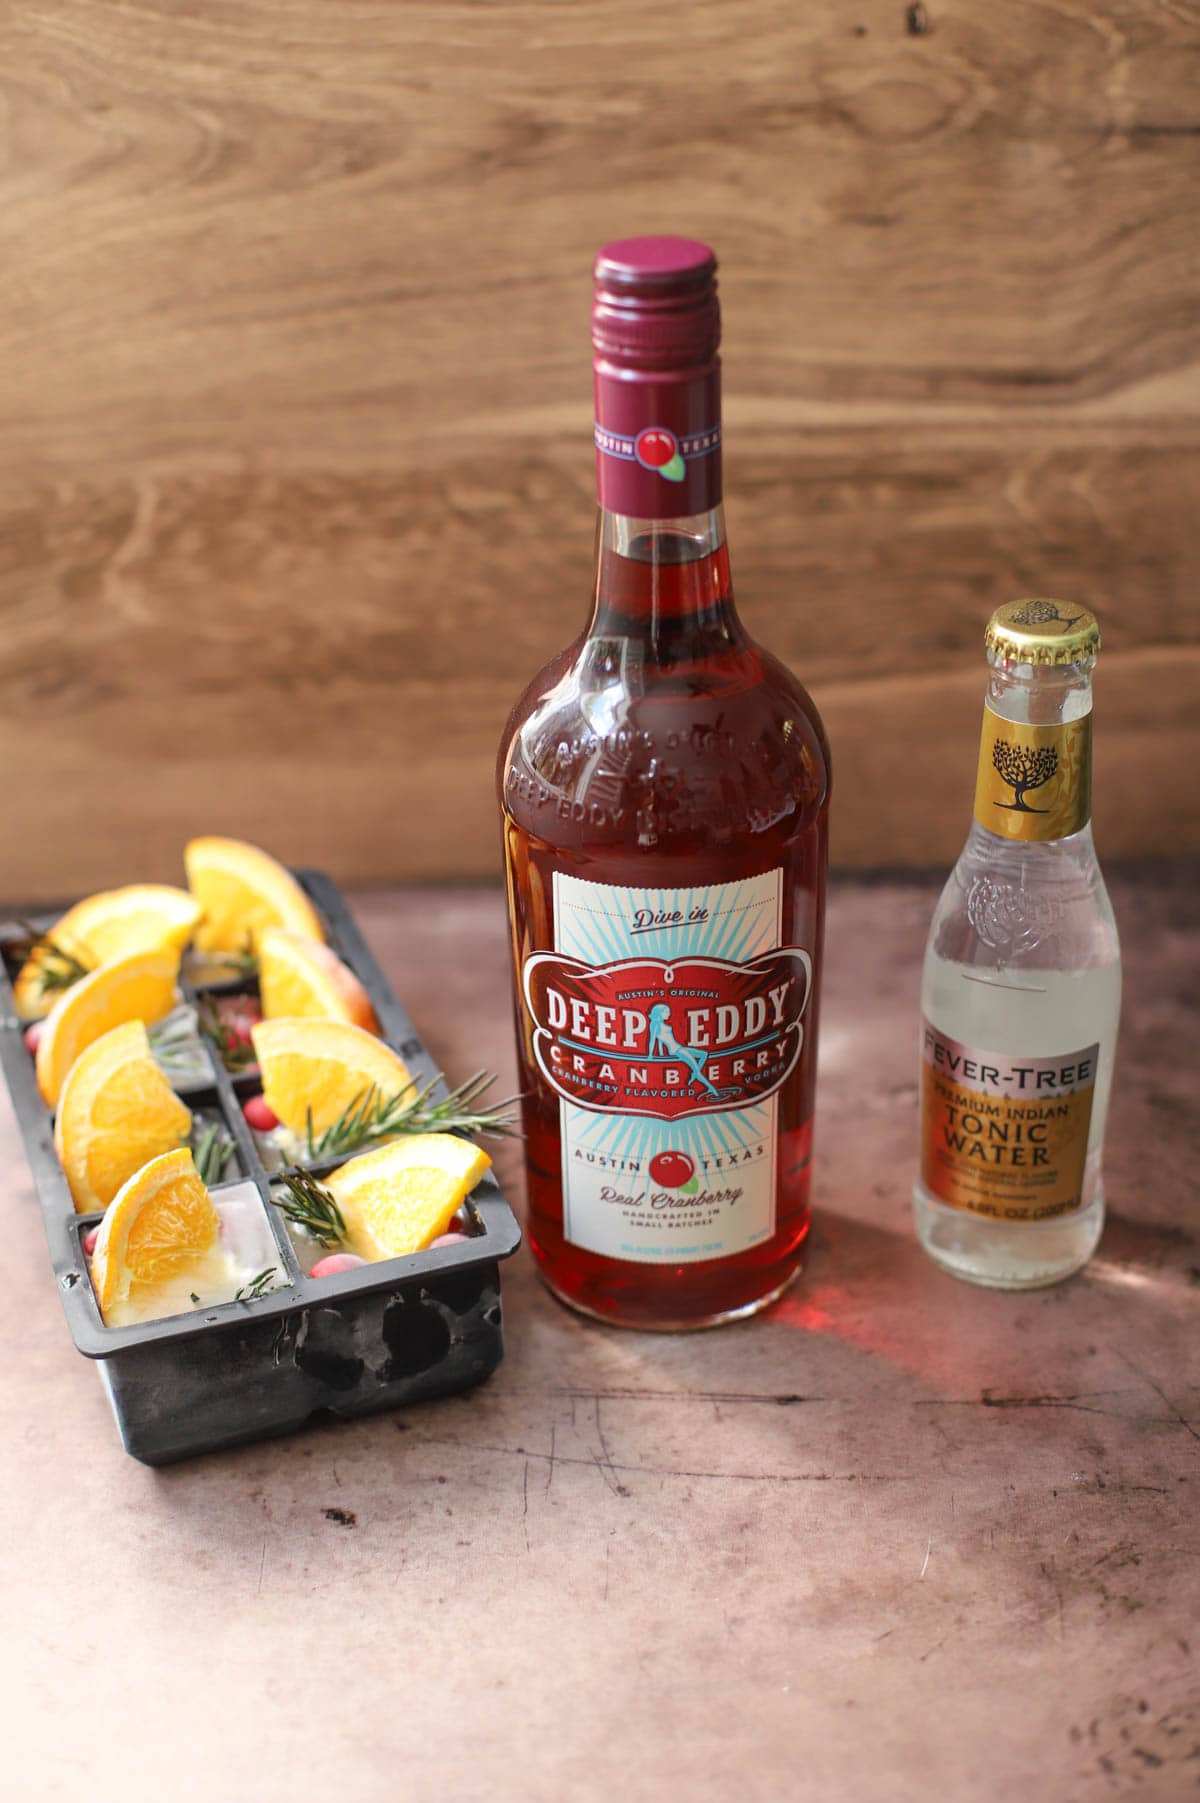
[914,599,1121,1288]
[498,238,830,1329]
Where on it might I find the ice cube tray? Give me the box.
[0,870,521,1464]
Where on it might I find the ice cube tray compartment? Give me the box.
[0,869,521,1462]
[0,918,57,999]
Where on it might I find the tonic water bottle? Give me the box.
[915,599,1121,1287]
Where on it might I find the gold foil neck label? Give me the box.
[973,705,1091,840]
[920,1021,1099,1220]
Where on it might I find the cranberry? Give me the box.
[649,1149,695,1189]
[430,1231,469,1249]
[635,427,677,470]
[243,1094,279,1132]
[82,1225,100,1257]
[310,1252,368,1278]
[23,1022,43,1055]
[217,992,261,1020]
[217,995,261,1044]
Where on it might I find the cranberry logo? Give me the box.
[635,428,686,483]
[649,1150,699,1193]
[522,948,812,1120]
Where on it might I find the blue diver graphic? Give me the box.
[647,1003,721,1098]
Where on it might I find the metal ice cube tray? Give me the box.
[0,870,521,1464]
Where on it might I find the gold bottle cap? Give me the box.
[985,598,1101,665]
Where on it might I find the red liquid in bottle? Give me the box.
[498,239,830,1329]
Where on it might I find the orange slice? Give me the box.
[54,1021,193,1214]
[258,928,379,1032]
[13,884,201,1020]
[36,948,180,1108]
[184,837,323,953]
[324,1133,491,1261]
[91,1147,219,1320]
[251,1017,412,1139]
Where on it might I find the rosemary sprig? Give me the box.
[197,996,258,1072]
[147,1007,208,1080]
[275,1171,348,1249]
[16,920,93,998]
[193,1120,234,1187]
[305,1069,519,1161]
[234,1266,279,1302]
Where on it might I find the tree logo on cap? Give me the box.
[1009,600,1084,630]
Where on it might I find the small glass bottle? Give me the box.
[914,599,1121,1288]
[498,237,830,1330]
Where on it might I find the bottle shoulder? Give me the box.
[498,631,830,849]
[926,822,1121,972]
[500,633,828,755]
[497,634,582,751]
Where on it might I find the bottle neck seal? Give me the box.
[593,362,722,518]
[972,652,1094,841]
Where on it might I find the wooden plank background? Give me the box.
[1,0,1197,901]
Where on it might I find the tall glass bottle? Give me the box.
[914,599,1121,1288]
[498,237,830,1330]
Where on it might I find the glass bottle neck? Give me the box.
[587,505,743,650]
[985,651,1094,725]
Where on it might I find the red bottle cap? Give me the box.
[592,236,721,370]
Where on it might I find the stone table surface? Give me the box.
[2,870,1197,1803]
